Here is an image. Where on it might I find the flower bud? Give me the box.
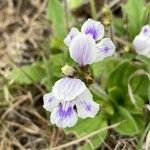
[61,64,75,76]
[101,5,112,27]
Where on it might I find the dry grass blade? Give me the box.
[0,92,32,121]
[0,92,52,150]
[145,131,150,150]
[51,122,120,150]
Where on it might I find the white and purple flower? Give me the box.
[43,77,100,128]
[64,18,116,66]
[133,25,150,58]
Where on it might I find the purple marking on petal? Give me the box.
[59,105,73,119]
[102,47,109,53]
[143,28,150,36]
[48,96,54,102]
[144,28,148,33]
[97,46,109,53]
[85,28,98,40]
[69,34,97,66]
[64,27,80,47]
[84,102,91,111]
[70,35,73,40]
[80,101,91,111]
[141,25,150,37]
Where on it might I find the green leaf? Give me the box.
[50,37,66,50]
[90,83,108,101]
[92,58,120,88]
[136,55,150,71]
[8,63,45,84]
[147,2,150,12]
[124,95,144,115]
[50,53,66,76]
[107,60,138,92]
[128,70,150,100]
[112,106,139,136]
[67,114,107,149]
[47,0,67,38]
[122,0,148,40]
[108,87,124,105]
[90,84,114,115]
[112,17,126,36]
[42,53,67,90]
[133,115,146,133]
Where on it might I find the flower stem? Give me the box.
[90,0,96,19]
[63,0,69,31]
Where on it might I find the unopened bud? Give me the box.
[124,45,131,52]
[61,64,75,77]
[102,5,112,27]
[102,5,111,16]
[103,19,111,26]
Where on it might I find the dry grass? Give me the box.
[0,91,77,150]
[0,92,50,150]
[0,0,50,70]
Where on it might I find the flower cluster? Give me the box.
[133,25,150,58]
[43,77,99,128]
[64,18,116,66]
[43,19,116,128]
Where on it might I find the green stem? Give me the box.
[63,0,69,31]
[90,0,96,19]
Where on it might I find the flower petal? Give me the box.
[64,27,80,47]
[133,35,150,58]
[50,102,78,128]
[140,25,150,37]
[43,93,60,112]
[75,89,100,119]
[95,38,116,62]
[52,77,86,101]
[81,18,104,41]
[69,34,97,66]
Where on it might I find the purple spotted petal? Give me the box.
[133,35,150,58]
[52,77,86,101]
[95,38,116,62]
[140,25,150,37]
[64,27,80,46]
[43,93,60,112]
[81,18,104,41]
[50,102,78,128]
[69,34,97,66]
[75,89,100,119]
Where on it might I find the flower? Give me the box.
[69,34,97,66]
[64,18,116,66]
[133,25,150,58]
[43,77,100,128]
